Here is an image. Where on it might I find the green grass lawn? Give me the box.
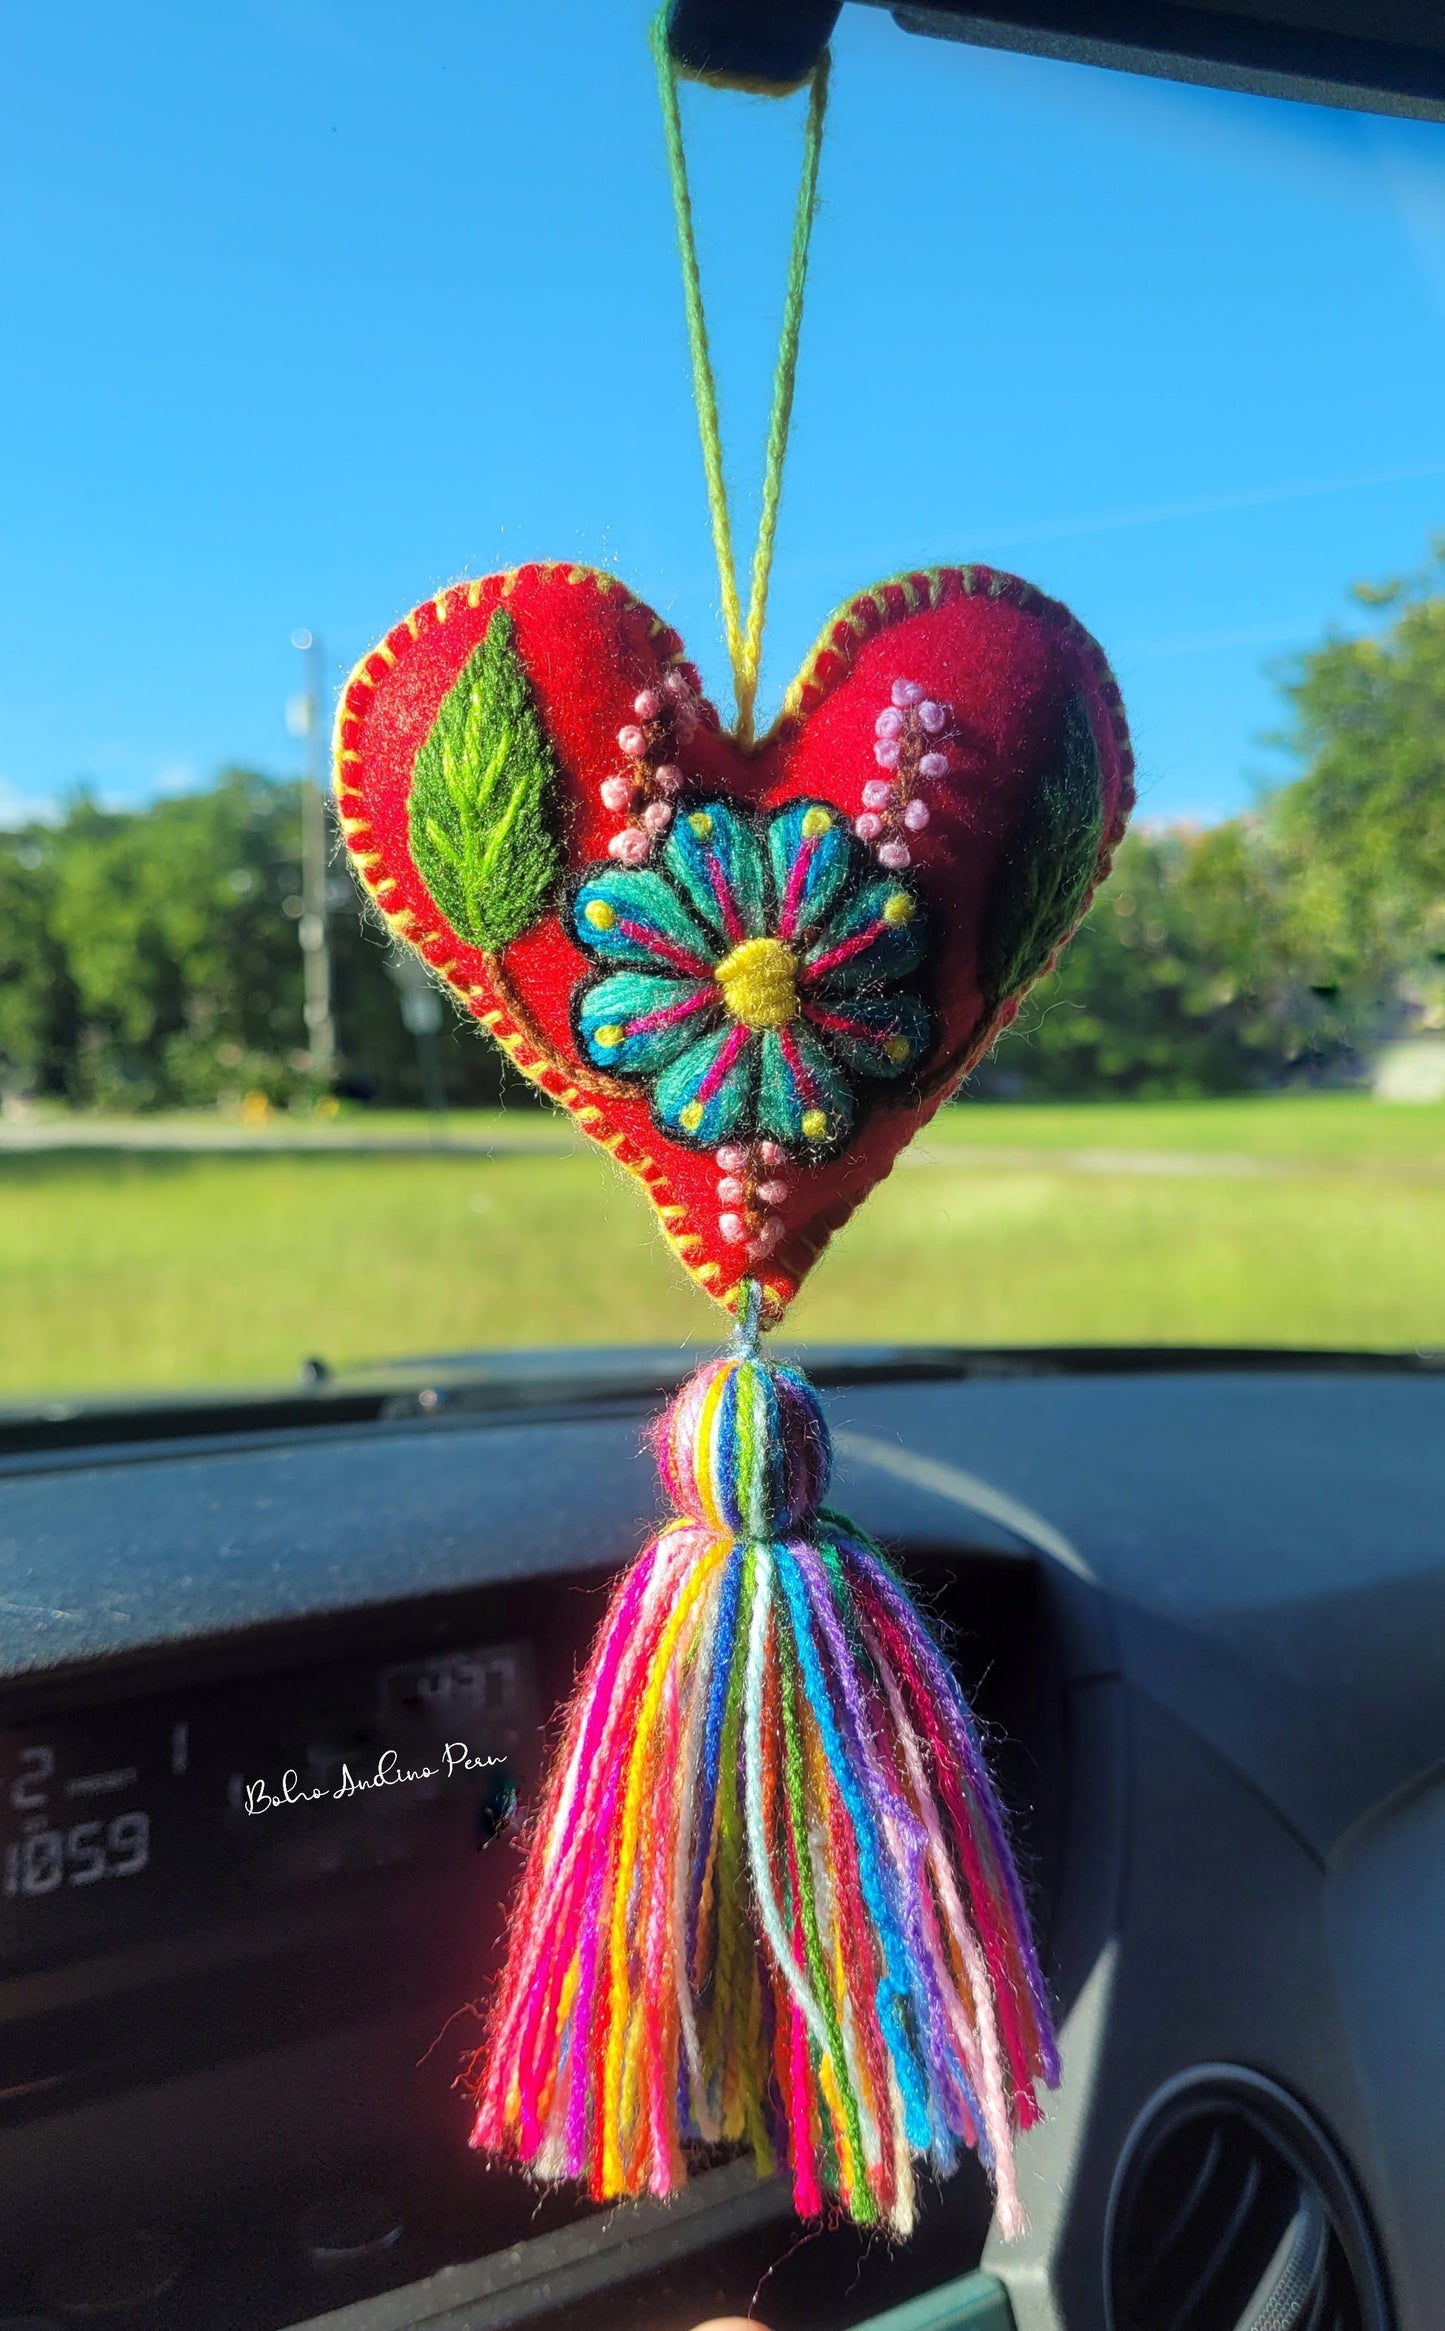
[3,1095,1443,1398]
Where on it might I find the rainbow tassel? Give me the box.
[471,1307,1058,2238]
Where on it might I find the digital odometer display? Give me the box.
[0,1642,533,1971]
[1,1712,190,1964]
[4,1739,161,1899]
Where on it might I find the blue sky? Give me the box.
[2,0,1444,829]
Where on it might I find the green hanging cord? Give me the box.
[741,49,829,741]
[650,11,830,748]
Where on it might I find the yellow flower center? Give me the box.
[713,936,799,1030]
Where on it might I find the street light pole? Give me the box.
[289,629,336,1082]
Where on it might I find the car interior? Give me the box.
[3,7,1444,2331]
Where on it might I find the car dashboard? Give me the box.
[0,1352,1441,2331]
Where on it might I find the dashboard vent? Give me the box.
[1106,2066,1390,2331]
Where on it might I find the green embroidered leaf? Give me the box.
[979,693,1104,1008]
[408,610,563,951]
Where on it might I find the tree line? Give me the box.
[984,542,1445,1095]
[2,547,1442,1112]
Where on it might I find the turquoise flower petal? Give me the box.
[663,803,770,946]
[653,1024,758,1147]
[573,866,715,972]
[801,990,933,1081]
[766,800,852,943]
[803,876,927,995]
[577,970,718,1076]
[756,1022,855,1152]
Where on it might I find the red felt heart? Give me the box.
[334,562,1133,1322]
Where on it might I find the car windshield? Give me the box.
[2,2,1443,1407]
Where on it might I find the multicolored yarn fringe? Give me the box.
[471,1298,1058,2238]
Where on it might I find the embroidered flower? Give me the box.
[571,800,933,1155]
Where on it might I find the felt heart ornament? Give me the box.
[335,561,1133,1322]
